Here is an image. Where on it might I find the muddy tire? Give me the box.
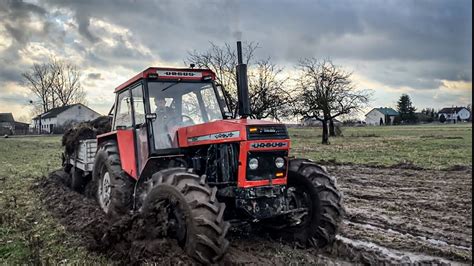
[63,164,72,174]
[92,140,134,220]
[279,158,343,248]
[142,168,230,264]
[71,166,87,192]
[62,153,72,174]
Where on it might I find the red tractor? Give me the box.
[64,42,343,263]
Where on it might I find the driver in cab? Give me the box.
[153,97,178,148]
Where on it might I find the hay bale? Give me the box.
[62,116,111,155]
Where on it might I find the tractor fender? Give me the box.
[96,131,117,147]
[95,130,138,180]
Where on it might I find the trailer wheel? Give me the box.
[92,140,134,220]
[142,168,230,264]
[71,166,88,192]
[269,159,343,248]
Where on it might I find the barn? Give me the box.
[365,107,399,126]
[0,113,30,135]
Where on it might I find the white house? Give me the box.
[438,107,471,122]
[33,104,101,133]
[365,107,399,126]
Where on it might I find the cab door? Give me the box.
[130,84,148,175]
[113,88,138,179]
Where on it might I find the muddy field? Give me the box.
[33,164,472,265]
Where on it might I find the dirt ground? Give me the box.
[33,164,472,265]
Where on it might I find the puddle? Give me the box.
[345,220,472,251]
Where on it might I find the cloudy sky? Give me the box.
[0,0,471,121]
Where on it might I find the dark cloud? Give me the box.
[36,0,471,66]
[0,0,471,110]
[75,12,100,43]
[87,73,102,80]
[0,0,48,45]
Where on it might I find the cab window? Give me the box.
[114,90,132,129]
[131,85,145,125]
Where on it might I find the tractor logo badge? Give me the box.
[251,142,288,149]
[188,131,240,143]
[156,70,203,78]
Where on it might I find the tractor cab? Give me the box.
[103,66,290,191]
[114,68,229,148]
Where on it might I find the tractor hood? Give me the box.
[176,119,288,148]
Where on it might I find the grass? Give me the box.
[290,123,472,169]
[0,136,108,264]
[0,123,471,263]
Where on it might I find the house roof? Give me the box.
[0,113,14,122]
[367,107,399,116]
[438,107,468,114]
[33,103,101,120]
[40,104,78,119]
[14,121,29,126]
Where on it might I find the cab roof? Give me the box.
[114,67,216,93]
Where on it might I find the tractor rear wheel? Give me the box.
[92,140,134,220]
[271,159,343,248]
[142,168,230,264]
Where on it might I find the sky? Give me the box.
[0,0,472,122]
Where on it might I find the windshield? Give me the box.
[147,81,224,149]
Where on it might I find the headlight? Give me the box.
[248,158,259,170]
[275,157,285,168]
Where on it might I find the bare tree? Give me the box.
[50,58,85,106]
[187,42,292,120]
[22,57,85,115]
[294,58,370,144]
[248,59,292,120]
[22,63,57,113]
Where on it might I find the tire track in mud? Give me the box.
[32,165,472,265]
[329,164,472,265]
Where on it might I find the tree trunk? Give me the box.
[322,120,329,144]
[329,119,336,137]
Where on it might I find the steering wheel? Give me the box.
[181,115,195,125]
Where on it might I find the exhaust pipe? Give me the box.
[236,41,251,118]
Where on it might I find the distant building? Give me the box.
[437,107,471,122]
[365,107,399,126]
[0,113,30,135]
[32,104,101,134]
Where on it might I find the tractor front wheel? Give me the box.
[141,168,230,264]
[92,140,134,220]
[269,159,343,248]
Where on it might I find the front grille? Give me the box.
[247,125,289,140]
[246,150,288,181]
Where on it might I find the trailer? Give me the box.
[64,139,97,191]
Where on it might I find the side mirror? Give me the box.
[145,113,157,121]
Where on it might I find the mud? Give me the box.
[330,164,472,265]
[33,165,472,265]
[34,170,192,265]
